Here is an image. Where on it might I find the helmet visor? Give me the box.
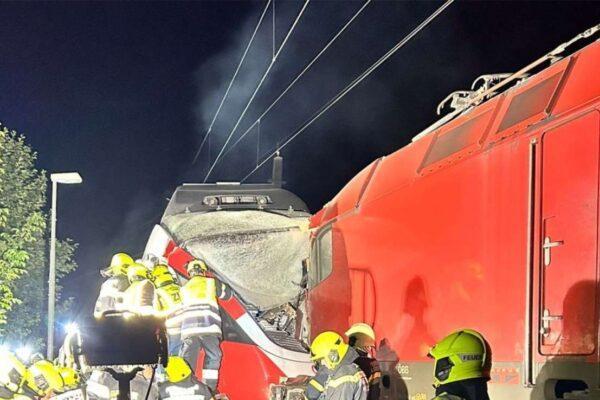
[434,357,454,383]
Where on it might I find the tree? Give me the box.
[0,124,78,349]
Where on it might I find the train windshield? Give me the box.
[162,210,310,310]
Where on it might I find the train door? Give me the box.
[538,111,600,356]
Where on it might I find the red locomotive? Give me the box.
[307,25,600,400]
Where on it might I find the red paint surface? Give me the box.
[220,296,246,320]
[217,341,284,400]
[308,40,600,385]
[167,246,194,276]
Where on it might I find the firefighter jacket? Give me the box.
[154,283,183,336]
[94,275,129,318]
[320,348,368,400]
[173,276,230,338]
[354,350,381,400]
[306,366,328,400]
[158,375,213,400]
[123,279,155,316]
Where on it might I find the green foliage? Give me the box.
[0,124,79,348]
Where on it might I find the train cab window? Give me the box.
[309,227,333,287]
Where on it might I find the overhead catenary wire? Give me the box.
[203,0,311,182]
[272,0,276,60]
[192,0,273,165]
[217,0,373,164]
[241,0,455,183]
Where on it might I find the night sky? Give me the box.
[0,1,598,321]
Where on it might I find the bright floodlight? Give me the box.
[65,322,79,335]
[0,344,9,355]
[15,346,32,361]
[50,172,83,185]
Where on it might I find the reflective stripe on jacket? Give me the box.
[306,367,328,400]
[177,276,229,337]
[158,375,213,400]
[323,363,368,400]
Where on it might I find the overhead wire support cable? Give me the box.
[241,0,455,182]
[272,0,276,60]
[192,0,273,165]
[203,0,311,182]
[219,0,372,162]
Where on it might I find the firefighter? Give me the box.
[159,357,213,400]
[0,351,30,399]
[54,331,84,395]
[151,265,183,353]
[94,253,134,318]
[26,359,67,398]
[309,331,368,400]
[177,260,230,393]
[0,351,74,400]
[428,329,491,400]
[345,323,381,400]
[57,324,82,371]
[123,263,155,316]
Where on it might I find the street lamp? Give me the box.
[47,172,82,359]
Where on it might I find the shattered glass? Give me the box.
[163,210,310,310]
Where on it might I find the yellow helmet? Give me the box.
[345,323,376,349]
[127,263,149,283]
[57,367,79,390]
[165,356,192,383]
[151,264,170,278]
[153,273,176,288]
[428,329,490,387]
[186,260,208,276]
[310,331,349,370]
[105,253,134,276]
[0,352,28,393]
[27,360,64,395]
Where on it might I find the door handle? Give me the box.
[540,308,563,336]
[543,236,564,266]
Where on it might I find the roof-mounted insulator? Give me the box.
[436,90,478,115]
[437,73,515,116]
[471,73,513,92]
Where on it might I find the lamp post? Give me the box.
[48,172,82,359]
